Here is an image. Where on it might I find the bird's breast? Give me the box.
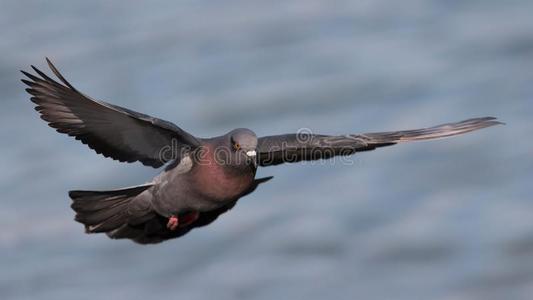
[190,146,255,202]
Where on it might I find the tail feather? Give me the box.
[69,183,153,233]
[71,195,132,214]
[90,213,129,233]
[108,224,145,239]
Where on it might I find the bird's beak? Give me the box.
[246,150,257,167]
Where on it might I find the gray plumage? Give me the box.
[22,58,503,244]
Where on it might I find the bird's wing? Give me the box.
[257,117,502,167]
[21,58,200,168]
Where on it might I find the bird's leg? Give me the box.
[166,212,199,231]
[179,211,200,227]
[167,215,179,231]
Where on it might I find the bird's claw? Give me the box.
[167,212,199,231]
[167,215,179,231]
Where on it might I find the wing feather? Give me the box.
[22,58,200,168]
[257,117,503,166]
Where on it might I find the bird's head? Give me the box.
[228,128,258,167]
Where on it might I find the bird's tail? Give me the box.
[69,183,153,234]
[361,117,503,147]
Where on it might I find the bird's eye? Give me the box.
[234,143,241,150]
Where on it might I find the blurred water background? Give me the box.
[1,1,532,299]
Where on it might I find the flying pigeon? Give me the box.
[21,58,502,244]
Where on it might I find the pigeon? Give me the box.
[21,58,502,244]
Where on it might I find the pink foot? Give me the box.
[167,215,179,231]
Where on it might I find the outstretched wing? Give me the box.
[257,117,502,167]
[21,58,200,168]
